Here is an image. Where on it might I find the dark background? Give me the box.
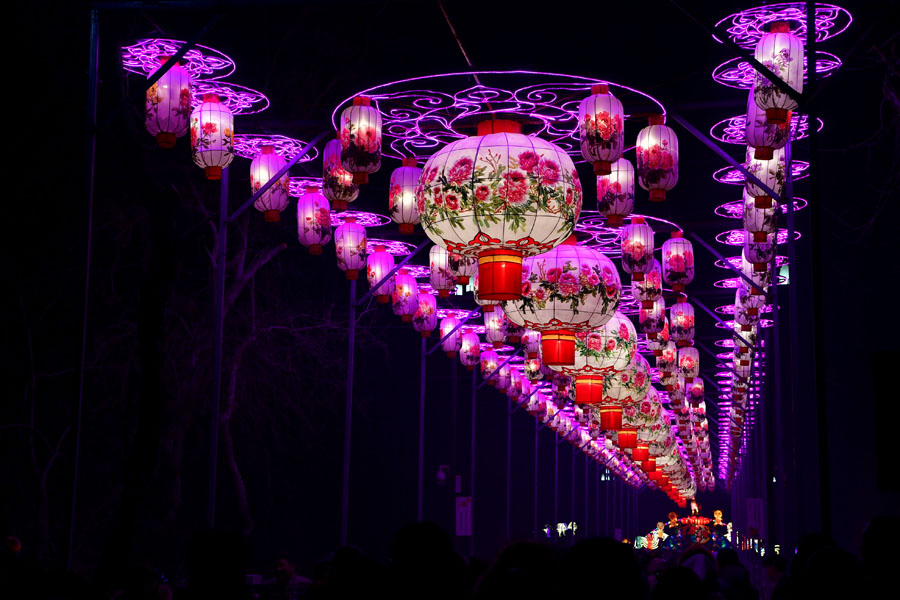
[6,0,898,583]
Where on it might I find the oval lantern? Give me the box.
[190,93,234,180]
[390,158,422,233]
[339,96,382,184]
[678,346,700,382]
[449,252,477,285]
[670,300,695,347]
[505,322,525,345]
[296,186,332,255]
[429,245,456,298]
[639,296,666,339]
[596,157,635,228]
[743,188,779,245]
[335,217,367,280]
[635,114,678,202]
[632,259,663,309]
[745,88,790,160]
[418,119,582,301]
[744,233,776,272]
[413,292,437,336]
[522,330,542,359]
[647,318,671,357]
[251,145,290,222]
[322,138,359,211]
[661,232,694,292]
[578,84,625,176]
[735,288,763,330]
[484,309,508,349]
[745,146,785,209]
[460,332,481,370]
[480,349,500,383]
[440,317,462,358]
[392,269,419,323]
[525,357,543,381]
[366,244,395,303]
[145,56,191,148]
[754,21,804,124]
[621,217,655,281]
[687,379,705,408]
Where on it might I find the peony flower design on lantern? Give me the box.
[647,318,671,357]
[632,259,662,309]
[636,115,678,202]
[743,188,779,245]
[144,56,191,148]
[754,21,804,124]
[678,346,700,382]
[190,93,234,180]
[322,138,359,211]
[502,236,621,365]
[484,309,508,349]
[296,186,332,255]
[661,232,694,292]
[448,252,477,285]
[734,288,763,329]
[638,296,667,340]
[392,269,419,323]
[606,353,651,437]
[460,332,481,370]
[413,292,437,336]
[596,158,635,227]
[366,244,395,303]
[339,96,382,184]
[250,145,290,222]
[418,119,581,301]
[578,84,625,176]
[496,361,512,391]
[743,234,776,272]
[621,217,655,281]
[745,146,785,209]
[480,349,500,383]
[524,357,543,381]
[389,158,422,233]
[335,216,367,280]
[440,317,463,358]
[522,330,542,359]
[670,300,695,347]
[429,245,457,298]
[744,88,790,160]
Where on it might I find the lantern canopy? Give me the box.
[661,232,694,292]
[429,245,457,298]
[413,292,438,336]
[418,119,582,301]
[596,158,635,227]
[335,217,367,280]
[339,96,382,184]
[296,187,332,255]
[635,114,678,202]
[390,158,422,233]
[621,217,655,281]
[251,145,290,222]
[392,269,419,322]
[366,244,395,303]
[460,332,482,370]
[190,93,234,180]
[753,21,804,124]
[145,57,191,148]
[578,84,625,176]
[322,138,359,211]
[440,317,463,358]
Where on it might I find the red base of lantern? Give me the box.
[477,250,523,300]
[617,429,637,449]
[752,231,768,243]
[509,336,521,344]
[753,262,767,272]
[345,269,358,280]
[482,304,495,313]
[632,272,645,282]
[598,406,622,431]
[641,458,655,473]
[641,300,654,309]
[457,275,470,285]
[648,470,661,481]
[332,199,348,212]
[647,332,657,340]
[528,352,538,359]
[376,295,390,304]
[607,214,624,227]
[156,132,177,149]
[487,379,495,386]
[649,189,666,202]
[308,244,323,256]
[747,307,759,316]
[741,324,752,332]
[676,340,693,348]
[653,350,662,357]
[263,210,281,223]
[445,351,457,359]
[401,314,412,323]
[685,377,694,383]
[574,375,603,405]
[753,145,774,160]
[493,341,503,349]
[352,172,369,184]
[541,329,576,365]
[633,445,649,462]
[421,330,431,338]
[672,283,685,293]
[438,289,450,298]
[754,195,773,209]
[398,223,415,234]
[765,107,789,124]
[205,166,223,180]
[593,160,612,176]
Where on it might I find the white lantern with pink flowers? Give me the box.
[753,21,804,124]
[745,88,790,160]
[632,259,662,309]
[429,245,456,298]
[522,330,542,359]
[460,332,481,370]
[670,300,695,347]
[678,346,700,382]
[366,244,395,303]
[578,84,625,176]
[440,317,462,358]
[449,252,477,285]
[296,187,331,255]
[484,309,508,349]
[389,158,422,233]
[251,145,291,222]
[621,217,655,281]
[596,158,635,227]
[322,138,359,211]
[339,96,382,184]
[413,292,437,337]
[392,269,419,323]
[335,217,367,280]
[638,297,666,339]
[480,349,500,383]
[145,57,191,148]
[647,318,671,357]
[661,232,694,293]
[635,115,678,202]
[190,93,234,180]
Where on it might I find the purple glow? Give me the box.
[712,51,842,89]
[712,3,852,48]
[576,212,684,257]
[331,71,666,161]
[713,161,809,185]
[366,239,418,256]
[461,324,487,335]
[191,80,269,115]
[437,308,480,320]
[482,343,515,353]
[715,255,789,269]
[401,265,431,279]
[233,134,319,162]
[709,113,822,145]
[715,303,775,315]
[288,177,323,197]
[715,319,775,329]
[330,211,392,228]
[715,228,801,246]
[121,38,235,80]
[714,197,807,218]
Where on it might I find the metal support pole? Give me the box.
[554,432,559,526]
[533,418,539,540]
[605,470,610,537]
[340,278,357,546]
[417,337,427,521]
[570,444,576,534]
[505,396,511,541]
[470,367,477,557]
[584,455,589,538]
[450,359,458,537]
[595,463,601,537]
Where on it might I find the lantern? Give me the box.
[670,300,695,347]
[503,235,621,365]
[661,232,694,292]
[678,346,700,382]
[429,245,456,298]
[144,56,191,148]
[440,317,462,358]
[611,354,651,440]
[505,322,525,344]
[392,269,418,323]
[472,270,501,313]
[657,341,678,383]
[735,289,762,329]
[418,119,581,301]
[754,21,804,124]
[632,259,662,309]
[389,158,422,233]
[734,323,758,356]
[322,138,359,211]
[335,217,367,280]
[339,96,382,184]
[635,114,678,202]
[525,357,543,381]
[743,189,779,245]
[250,145,290,222]
[596,158,635,227]
[460,332,481,370]
[449,252,477,285]
[366,244,395,303]
[484,310,508,349]
[647,318,670,357]
[744,234,776,272]
[522,330,542,359]
[687,379,705,407]
[413,292,437,337]
[621,217,655,281]
[296,186,332,255]
[480,349,500,382]
[745,146,785,209]
[578,84,625,176]
[495,361,512,391]
[190,93,234,180]
[638,296,666,339]
[744,89,790,160]
[740,254,771,297]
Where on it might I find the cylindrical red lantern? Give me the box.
[145,56,191,148]
[190,93,234,180]
[635,114,678,202]
[339,96,382,184]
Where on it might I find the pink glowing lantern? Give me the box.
[460,332,482,370]
[496,361,512,391]
[335,216,367,280]
[632,259,662,309]
[322,138,359,211]
[484,310,508,349]
[366,244,395,303]
[734,289,763,330]
[389,158,422,233]
[578,84,625,176]
[621,217,655,281]
[678,346,700,382]
[745,146,785,209]
[743,189,779,245]
[525,357,543,381]
[144,56,191,148]
[608,353,651,439]
[661,232,694,293]
[522,330,542,359]
[745,89,790,160]
[449,252,477,286]
[413,292,437,336]
[754,21,804,125]
[639,297,666,339]
[744,233,776,272]
[636,114,678,202]
[596,158,635,227]
[250,145,290,222]
[502,235,621,366]
[647,318,671,357]
[670,300,695,347]
[392,269,419,323]
[296,186,332,255]
[418,119,581,301]
[429,245,456,298]
[190,93,234,180]
[480,349,500,383]
[339,96,382,184]
[440,317,463,358]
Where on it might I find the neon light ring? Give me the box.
[480,344,515,353]
[437,308,480,320]
[365,239,418,256]
[715,319,774,329]
[712,51,842,89]
[713,161,808,184]
[121,38,236,80]
[712,3,852,49]
[400,265,431,279]
[330,211,392,228]
[710,113,823,145]
[715,255,789,269]
[234,134,319,163]
[715,304,775,315]
[714,275,788,289]
[714,197,807,218]
[288,177,324,197]
[716,228,801,246]
[331,71,665,161]
[190,80,269,115]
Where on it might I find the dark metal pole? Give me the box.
[505,396,511,542]
[470,367,477,557]
[533,418,539,540]
[605,470,610,537]
[570,445,576,535]
[584,455,589,538]
[418,337,427,521]
[450,360,458,541]
[595,463,601,536]
[340,278,357,546]
[554,434,559,526]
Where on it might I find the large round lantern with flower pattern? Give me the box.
[502,236,621,366]
[754,21,804,124]
[392,269,418,323]
[366,244,394,303]
[418,119,582,301]
[145,57,191,148]
[578,84,624,176]
[322,139,359,211]
[661,232,694,292]
[389,158,422,233]
[460,332,481,371]
[635,115,678,202]
[339,96,382,184]
[296,187,332,255]
[413,292,437,336]
[621,217,655,281]
[597,158,635,227]
[251,145,290,222]
[335,217,367,280]
[191,93,234,180]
